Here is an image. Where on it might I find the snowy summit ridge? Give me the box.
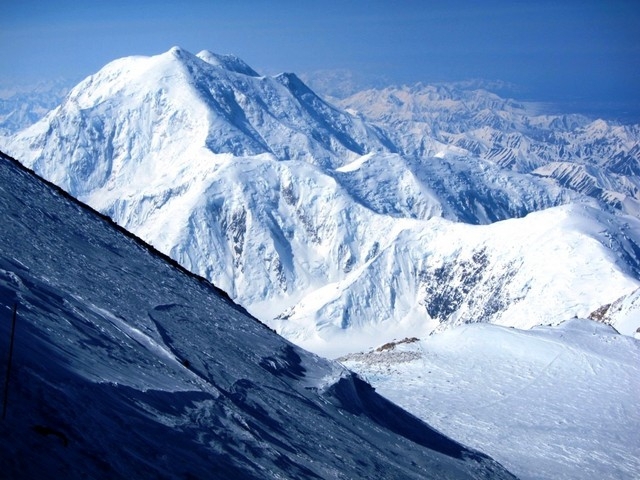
[3,47,640,356]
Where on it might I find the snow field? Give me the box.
[341,320,640,480]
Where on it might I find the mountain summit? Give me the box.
[3,47,640,355]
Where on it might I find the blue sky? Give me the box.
[2,0,639,119]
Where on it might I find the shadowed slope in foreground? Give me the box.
[0,150,515,479]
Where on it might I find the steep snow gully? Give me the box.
[0,151,515,478]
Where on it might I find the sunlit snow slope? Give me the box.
[341,320,640,480]
[0,151,515,479]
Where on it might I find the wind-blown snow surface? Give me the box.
[340,320,640,480]
[0,151,516,478]
[4,47,640,356]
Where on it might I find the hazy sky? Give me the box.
[2,0,639,116]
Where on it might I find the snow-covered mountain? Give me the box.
[3,47,640,356]
[0,150,516,479]
[340,320,640,480]
[338,84,640,217]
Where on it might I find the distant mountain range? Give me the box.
[3,47,639,356]
[338,84,640,217]
[0,79,72,136]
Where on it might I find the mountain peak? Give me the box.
[164,45,201,65]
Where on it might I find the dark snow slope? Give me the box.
[0,150,514,479]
